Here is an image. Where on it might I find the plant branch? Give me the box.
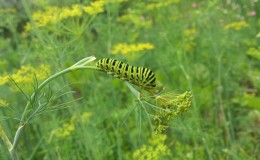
[4,56,97,160]
[0,125,12,150]
[19,65,97,125]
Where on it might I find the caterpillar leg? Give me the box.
[120,77,127,80]
[107,72,114,75]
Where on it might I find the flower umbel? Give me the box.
[145,0,180,10]
[182,28,197,52]
[224,21,249,30]
[83,0,105,15]
[0,64,51,92]
[154,91,192,133]
[25,5,83,32]
[50,112,92,139]
[0,99,9,107]
[111,43,154,55]
[247,47,260,61]
[132,134,171,160]
[117,14,152,28]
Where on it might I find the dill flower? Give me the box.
[247,47,260,60]
[83,0,105,15]
[0,76,9,85]
[52,122,75,138]
[106,0,127,2]
[25,5,83,32]
[117,14,152,28]
[154,91,192,133]
[0,99,9,107]
[183,28,196,37]
[182,28,197,52]
[71,4,82,17]
[111,43,154,55]
[0,64,51,92]
[145,0,180,10]
[224,21,249,30]
[132,134,171,160]
[80,112,93,123]
[50,112,92,139]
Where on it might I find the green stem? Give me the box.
[0,125,12,150]
[19,66,96,125]
[0,125,18,160]
[9,64,97,160]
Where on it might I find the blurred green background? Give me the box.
[0,0,260,159]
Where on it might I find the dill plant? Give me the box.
[0,56,96,160]
[0,56,192,160]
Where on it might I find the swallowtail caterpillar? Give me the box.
[96,58,156,90]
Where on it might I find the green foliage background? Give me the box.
[0,0,260,159]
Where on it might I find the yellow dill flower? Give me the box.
[182,28,197,52]
[247,47,260,60]
[183,28,196,37]
[69,4,82,17]
[145,0,180,10]
[0,64,51,92]
[117,14,152,28]
[224,21,249,30]
[0,99,9,107]
[106,0,127,3]
[111,43,154,55]
[25,5,83,32]
[49,112,92,139]
[155,91,192,133]
[243,39,257,47]
[52,122,75,138]
[80,112,93,123]
[132,134,171,160]
[0,76,9,85]
[83,0,105,15]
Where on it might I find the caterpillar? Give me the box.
[96,58,156,89]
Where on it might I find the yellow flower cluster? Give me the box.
[183,28,196,37]
[155,91,192,133]
[132,134,171,160]
[106,0,127,2]
[25,1,107,31]
[224,21,249,30]
[83,0,105,15]
[51,122,75,138]
[0,64,51,91]
[247,47,260,61]
[145,0,180,10]
[25,4,82,32]
[183,28,197,52]
[117,14,152,28]
[50,112,92,139]
[111,43,154,55]
[0,99,9,107]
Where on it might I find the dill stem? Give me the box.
[19,66,96,125]
[7,61,97,160]
[0,125,12,150]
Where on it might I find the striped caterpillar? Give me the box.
[96,58,156,89]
